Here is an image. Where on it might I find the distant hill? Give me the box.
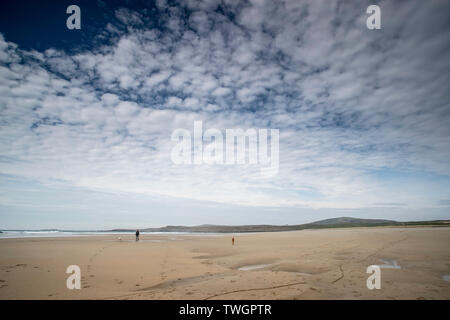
[3,219,448,234]
[109,217,450,233]
[307,217,396,226]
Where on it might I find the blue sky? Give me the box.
[0,0,449,229]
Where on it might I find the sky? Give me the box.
[0,0,449,229]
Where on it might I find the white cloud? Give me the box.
[0,0,449,227]
[212,87,231,97]
[145,70,171,87]
[101,93,120,106]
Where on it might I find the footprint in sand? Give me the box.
[4,264,27,271]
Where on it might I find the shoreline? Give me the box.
[1,224,450,240]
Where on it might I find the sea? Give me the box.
[0,230,226,239]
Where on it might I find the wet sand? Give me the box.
[0,227,449,299]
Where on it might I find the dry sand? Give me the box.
[0,227,449,300]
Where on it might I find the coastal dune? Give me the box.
[0,227,449,299]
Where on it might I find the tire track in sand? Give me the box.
[202,280,307,300]
[331,235,408,284]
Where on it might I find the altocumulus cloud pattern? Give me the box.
[0,0,449,228]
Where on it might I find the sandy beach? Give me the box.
[0,226,449,300]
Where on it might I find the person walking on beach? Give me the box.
[136,229,140,242]
[232,236,235,246]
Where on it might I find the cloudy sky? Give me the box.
[0,0,449,229]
